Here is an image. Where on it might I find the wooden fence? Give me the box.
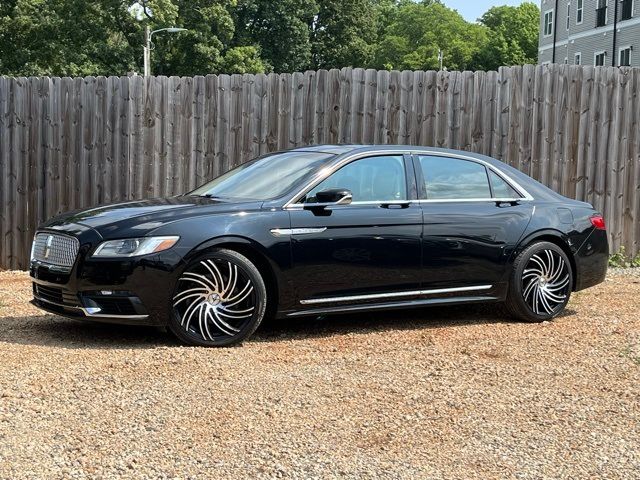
[0,65,639,269]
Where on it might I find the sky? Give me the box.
[443,0,533,22]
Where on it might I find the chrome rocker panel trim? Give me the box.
[299,285,493,305]
[288,294,499,317]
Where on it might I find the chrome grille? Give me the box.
[31,233,79,270]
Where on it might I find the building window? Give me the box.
[620,0,633,20]
[567,3,571,29]
[564,57,569,64]
[575,52,582,65]
[596,0,608,27]
[619,47,632,66]
[595,51,607,66]
[544,9,554,36]
[576,0,584,23]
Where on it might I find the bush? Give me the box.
[609,246,640,268]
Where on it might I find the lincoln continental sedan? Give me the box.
[30,145,608,346]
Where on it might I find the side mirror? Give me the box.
[313,189,353,205]
[303,189,352,215]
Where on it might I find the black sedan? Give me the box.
[30,145,608,346]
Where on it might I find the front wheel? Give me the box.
[169,249,267,347]
[505,241,573,322]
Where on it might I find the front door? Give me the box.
[286,154,423,304]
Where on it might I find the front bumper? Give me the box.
[30,233,186,326]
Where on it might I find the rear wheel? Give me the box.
[505,241,573,322]
[169,249,267,347]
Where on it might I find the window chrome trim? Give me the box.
[413,152,533,202]
[283,149,533,210]
[300,285,492,305]
[415,197,526,204]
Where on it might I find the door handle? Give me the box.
[380,202,411,209]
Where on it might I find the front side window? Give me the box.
[544,10,554,36]
[305,155,407,203]
[418,156,492,200]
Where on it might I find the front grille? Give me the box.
[31,233,79,270]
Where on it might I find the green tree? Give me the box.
[232,0,317,72]
[134,0,268,75]
[311,0,378,70]
[0,0,139,76]
[0,0,266,77]
[474,2,540,70]
[374,0,487,71]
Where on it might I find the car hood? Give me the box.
[40,196,263,239]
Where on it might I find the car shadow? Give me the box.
[256,303,578,343]
[0,304,578,350]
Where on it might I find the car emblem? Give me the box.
[43,235,53,259]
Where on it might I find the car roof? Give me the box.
[291,144,496,162]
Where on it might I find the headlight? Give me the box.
[92,236,179,258]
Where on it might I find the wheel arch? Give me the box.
[513,229,578,291]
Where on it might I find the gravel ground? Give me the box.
[0,270,638,479]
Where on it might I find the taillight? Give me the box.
[590,214,606,230]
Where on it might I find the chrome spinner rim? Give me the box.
[173,259,255,341]
[522,249,570,316]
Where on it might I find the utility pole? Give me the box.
[144,25,151,77]
[438,49,443,71]
[143,26,188,77]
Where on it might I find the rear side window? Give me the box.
[418,156,491,200]
[488,169,521,198]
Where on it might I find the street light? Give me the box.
[143,26,188,77]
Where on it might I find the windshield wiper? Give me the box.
[199,194,224,199]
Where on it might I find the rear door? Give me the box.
[414,154,534,291]
[286,154,423,304]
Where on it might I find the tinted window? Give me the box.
[488,169,521,198]
[419,156,491,200]
[190,151,333,201]
[306,155,406,202]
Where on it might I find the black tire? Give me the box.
[505,241,573,322]
[168,249,267,347]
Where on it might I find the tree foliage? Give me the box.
[232,0,317,73]
[311,0,378,70]
[0,0,540,76]
[373,1,487,71]
[475,3,541,70]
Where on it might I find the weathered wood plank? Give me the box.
[0,77,11,268]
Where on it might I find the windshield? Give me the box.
[189,151,335,201]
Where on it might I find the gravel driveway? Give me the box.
[0,270,638,479]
